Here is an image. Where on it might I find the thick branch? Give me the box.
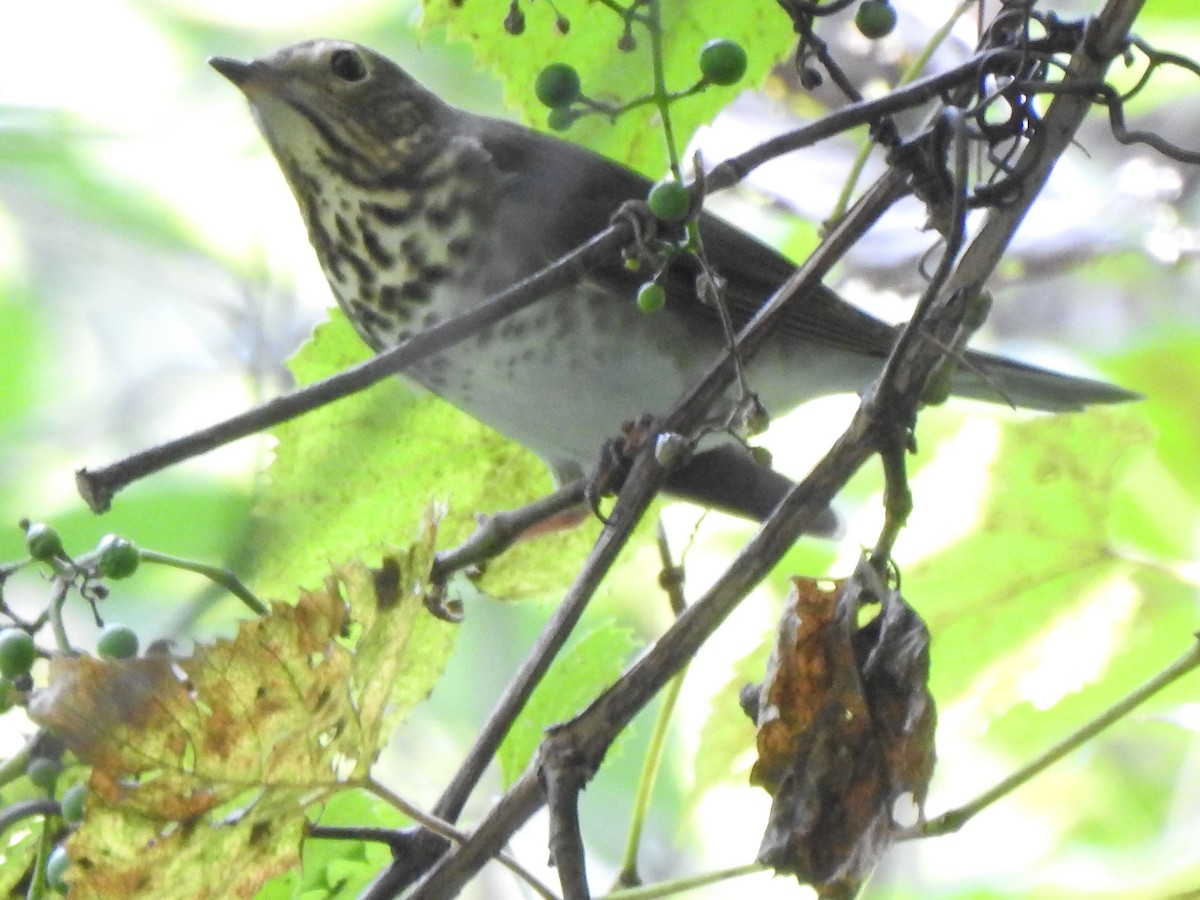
[396,2,1148,896]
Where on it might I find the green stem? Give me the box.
[913,637,1200,838]
[138,550,268,616]
[646,0,683,179]
[364,779,560,900]
[615,665,687,887]
[27,814,54,900]
[47,579,71,654]
[588,80,707,120]
[0,738,34,789]
[602,862,764,899]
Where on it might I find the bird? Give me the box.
[208,39,1135,526]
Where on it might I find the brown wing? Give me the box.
[468,114,1137,411]
[468,114,900,358]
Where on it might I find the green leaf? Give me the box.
[689,640,765,807]
[422,0,796,175]
[1109,451,1198,561]
[256,791,407,899]
[250,309,599,603]
[0,808,42,896]
[1109,337,1200,501]
[498,621,639,785]
[909,408,1154,717]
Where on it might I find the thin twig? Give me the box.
[430,479,589,583]
[601,862,765,899]
[362,778,562,900]
[74,226,629,513]
[908,637,1200,839]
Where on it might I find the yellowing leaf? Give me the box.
[28,524,454,900]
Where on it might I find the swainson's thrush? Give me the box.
[210,40,1134,522]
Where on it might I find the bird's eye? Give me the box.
[329,49,367,83]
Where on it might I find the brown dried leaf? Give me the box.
[748,570,936,898]
[27,519,454,900]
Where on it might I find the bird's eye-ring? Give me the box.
[330,49,368,83]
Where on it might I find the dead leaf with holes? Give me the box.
[27,515,455,900]
[747,568,936,899]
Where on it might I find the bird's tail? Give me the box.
[953,348,1139,412]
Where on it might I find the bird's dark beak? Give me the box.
[208,56,254,88]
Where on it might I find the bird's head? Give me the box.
[210,39,450,182]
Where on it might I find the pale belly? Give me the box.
[400,283,880,482]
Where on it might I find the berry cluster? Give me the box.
[0,521,159,892]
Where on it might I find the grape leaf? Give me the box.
[250,309,601,604]
[28,524,453,900]
[909,408,1151,712]
[422,0,796,176]
[497,621,639,785]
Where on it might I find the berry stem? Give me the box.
[645,0,684,180]
[139,550,268,616]
[28,804,56,900]
[620,675,683,876]
[0,798,59,840]
[0,738,34,791]
[48,579,72,655]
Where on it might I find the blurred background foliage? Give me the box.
[1,0,1199,897]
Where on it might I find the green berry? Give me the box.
[97,623,139,660]
[0,677,13,713]
[547,107,579,132]
[699,39,748,86]
[647,180,691,223]
[24,522,63,562]
[27,757,62,792]
[46,845,69,893]
[856,0,897,39]
[535,63,581,109]
[0,628,36,679]
[636,282,667,314]
[96,534,139,579]
[60,782,87,824]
